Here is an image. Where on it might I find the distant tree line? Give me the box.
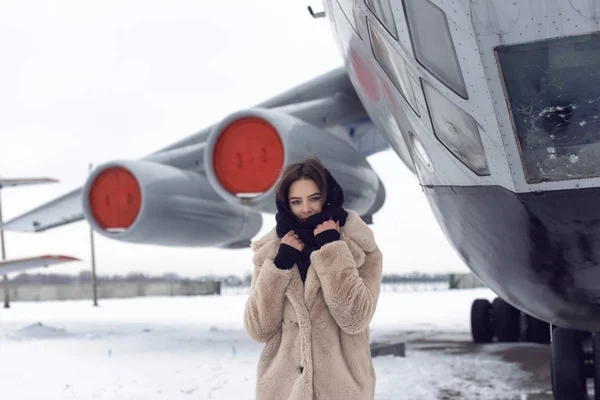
[8,270,448,286]
[9,270,192,284]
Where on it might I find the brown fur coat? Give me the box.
[244,209,383,400]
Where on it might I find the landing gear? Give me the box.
[470,297,551,344]
[492,297,520,342]
[549,328,600,399]
[470,298,600,399]
[471,299,494,343]
[550,327,587,399]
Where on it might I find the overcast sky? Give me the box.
[0,0,468,278]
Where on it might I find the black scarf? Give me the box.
[275,168,348,282]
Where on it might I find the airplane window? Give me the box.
[365,0,398,39]
[337,0,360,34]
[497,33,600,183]
[422,79,489,175]
[410,133,434,173]
[404,0,468,99]
[368,22,419,115]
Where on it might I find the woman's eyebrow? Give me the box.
[289,192,321,200]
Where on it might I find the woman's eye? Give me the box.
[310,197,320,202]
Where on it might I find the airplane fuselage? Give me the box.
[323,0,600,331]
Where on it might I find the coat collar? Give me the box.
[251,209,376,309]
[252,209,376,253]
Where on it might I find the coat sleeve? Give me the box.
[310,240,383,335]
[243,258,295,343]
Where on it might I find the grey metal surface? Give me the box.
[0,255,80,276]
[81,160,262,248]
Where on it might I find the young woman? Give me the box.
[244,156,383,400]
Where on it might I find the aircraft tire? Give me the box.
[524,314,551,344]
[551,327,587,400]
[471,299,494,343]
[492,297,520,342]
[592,333,600,400]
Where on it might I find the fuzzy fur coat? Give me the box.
[244,209,383,400]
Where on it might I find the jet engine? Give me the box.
[204,108,384,215]
[81,160,262,248]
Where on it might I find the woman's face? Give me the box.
[288,178,324,221]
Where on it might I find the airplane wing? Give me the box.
[0,177,58,188]
[1,188,83,232]
[149,67,362,155]
[0,255,80,275]
[1,67,389,234]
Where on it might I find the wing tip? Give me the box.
[40,255,81,262]
[35,177,60,183]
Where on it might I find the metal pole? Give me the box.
[89,163,98,307]
[0,190,9,308]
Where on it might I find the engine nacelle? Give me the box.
[204,108,382,215]
[81,160,262,247]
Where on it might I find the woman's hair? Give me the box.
[275,156,328,204]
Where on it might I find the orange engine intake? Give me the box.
[212,117,284,195]
[88,167,142,230]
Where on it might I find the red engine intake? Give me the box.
[205,108,382,216]
[88,167,142,231]
[212,117,284,196]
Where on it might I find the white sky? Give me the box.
[0,0,468,278]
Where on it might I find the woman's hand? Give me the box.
[314,219,340,236]
[281,230,304,252]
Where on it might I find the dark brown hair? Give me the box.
[275,156,328,204]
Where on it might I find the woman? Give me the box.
[244,156,383,400]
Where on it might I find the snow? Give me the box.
[0,287,538,399]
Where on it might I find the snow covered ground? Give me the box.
[0,287,547,399]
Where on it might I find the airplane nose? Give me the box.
[424,184,600,332]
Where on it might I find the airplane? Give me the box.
[0,255,81,277]
[2,0,600,398]
[0,178,81,307]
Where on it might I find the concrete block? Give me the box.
[370,341,406,358]
[448,273,486,289]
[7,280,222,302]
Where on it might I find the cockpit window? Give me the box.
[403,0,468,99]
[337,0,360,35]
[365,0,398,39]
[422,79,489,176]
[368,21,419,115]
[497,34,600,183]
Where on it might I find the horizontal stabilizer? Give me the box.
[0,255,80,275]
[0,177,58,188]
[0,188,84,232]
